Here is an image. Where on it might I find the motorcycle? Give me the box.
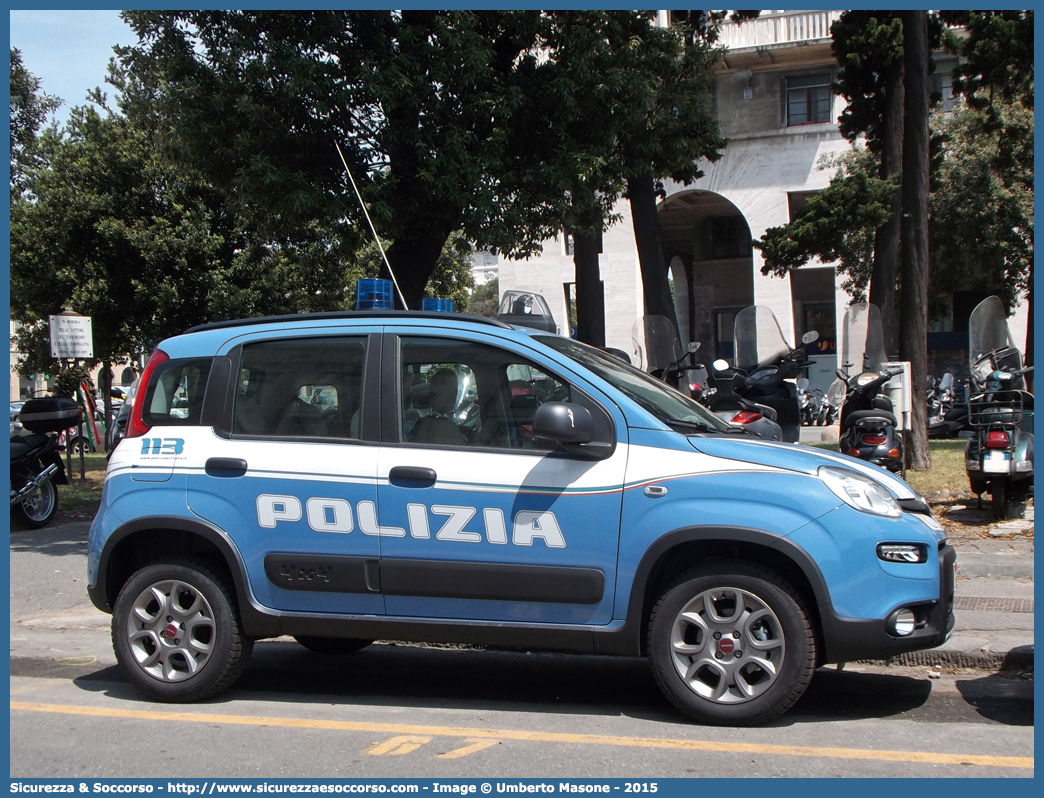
[818,377,846,426]
[707,306,817,443]
[964,295,1034,518]
[797,378,824,426]
[10,397,81,529]
[837,302,905,475]
[626,315,709,396]
[927,372,969,438]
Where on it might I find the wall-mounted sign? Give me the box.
[49,314,94,359]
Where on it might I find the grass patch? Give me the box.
[802,438,969,494]
[56,451,108,512]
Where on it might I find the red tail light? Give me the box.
[985,430,1010,449]
[731,410,763,425]
[861,433,887,445]
[125,348,170,439]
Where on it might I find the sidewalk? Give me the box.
[881,503,1034,673]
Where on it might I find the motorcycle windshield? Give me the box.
[841,303,887,375]
[825,377,847,406]
[631,316,682,373]
[969,296,1016,365]
[734,306,791,371]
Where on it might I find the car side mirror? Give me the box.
[802,331,819,345]
[687,341,700,353]
[532,402,594,445]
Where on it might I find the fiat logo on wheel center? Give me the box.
[162,623,179,639]
[718,637,735,655]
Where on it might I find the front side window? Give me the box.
[233,337,366,439]
[400,337,570,451]
[536,335,733,434]
[787,74,832,126]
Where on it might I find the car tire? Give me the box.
[112,558,252,702]
[11,478,58,529]
[647,560,815,726]
[293,636,374,655]
[68,436,92,455]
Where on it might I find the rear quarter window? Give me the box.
[141,358,213,427]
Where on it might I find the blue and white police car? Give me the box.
[88,310,955,725]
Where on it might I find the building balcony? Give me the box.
[718,10,843,51]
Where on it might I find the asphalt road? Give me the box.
[9,521,1034,779]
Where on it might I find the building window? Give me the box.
[709,216,750,259]
[786,74,832,126]
[716,308,744,361]
[787,191,818,221]
[932,69,955,112]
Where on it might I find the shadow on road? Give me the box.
[9,520,91,558]
[55,641,1022,727]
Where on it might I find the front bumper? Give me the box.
[821,543,956,663]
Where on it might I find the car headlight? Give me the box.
[819,466,902,518]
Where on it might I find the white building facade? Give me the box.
[498,10,1026,392]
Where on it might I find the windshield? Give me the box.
[841,303,887,375]
[631,316,682,372]
[536,336,733,433]
[969,296,1015,363]
[734,306,791,371]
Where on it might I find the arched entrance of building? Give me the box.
[657,190,755,364]
[656,188,840,391]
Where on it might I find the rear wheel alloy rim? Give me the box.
[21,482,56,522]
[669,587,786,704]
[125,579,216,682]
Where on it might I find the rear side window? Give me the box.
[233,337,366,439]
[141,358,213,427]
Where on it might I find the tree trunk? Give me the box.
[1024,269,1033,393]
[899,11,931,471]
[573,232,606,347]
[869,59,904,358]
[627,172,678,331]
[384,228,453,310]
[99,359,113,450]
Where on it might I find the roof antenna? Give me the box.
[335,140,409,310]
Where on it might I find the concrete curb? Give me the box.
[860,644,1034,673]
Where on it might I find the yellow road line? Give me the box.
[10,701,1032,770]
[439,738,501,760]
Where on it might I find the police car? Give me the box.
[88,309,955,726]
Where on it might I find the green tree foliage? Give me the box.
[756,150,897,298]
[467,278,500,319]
[10,48,61,195]
[9,64,361,406]
[119,10,563,309]
[931,101,1033,313]
[940,11,1033,113]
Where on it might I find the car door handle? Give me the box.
[205,458,248,478]
[388,466,437,488]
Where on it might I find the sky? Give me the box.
[10,9,137,126]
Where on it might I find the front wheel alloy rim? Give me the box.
[125,579,216,682]
[670,586,786,704]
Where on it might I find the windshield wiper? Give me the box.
[665,417,726,434]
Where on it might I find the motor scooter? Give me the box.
[630,315,782,440]
[818,378,845,426]
[706,306,817,443]
[10,397,81,529]
[964,296,1033,518]
[837,303,905,474]
[927,372,969,438]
